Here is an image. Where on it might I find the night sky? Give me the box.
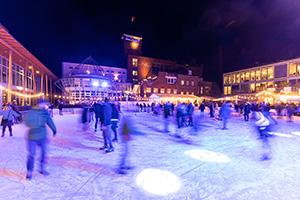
[1,0,300,84]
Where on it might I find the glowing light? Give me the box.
[54,95,57,97]
[36,71,39,74]
[0,87,44,98]
[102,81,108,87]
[59,96,61,98]
[136,168,180,195]
[184,149,231,162]
[92,81,99,87]
[114,74,118,80]
[28,66,32,69]
[131,42,139,49]
[268,132,293,138]
[86,70,90,75]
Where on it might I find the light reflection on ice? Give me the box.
[184,149,231,162]
[136,168,181,195]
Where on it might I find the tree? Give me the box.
[210,82,222,97]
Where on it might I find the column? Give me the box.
[50,78,53,104]
[45,75,48,98]
[31,66,36,105]
[40,72,44,94]
[8,49,12,102]
[22,61,28,106]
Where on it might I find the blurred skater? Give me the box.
[255,111,271,161]
[99,98,114,153]
[219,102,231,130]
[111,101,121,142]
[0,104,21,137]
[24,99,57,180]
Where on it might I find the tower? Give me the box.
[121,34,143,57]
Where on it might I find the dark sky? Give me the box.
[1,0,300,83]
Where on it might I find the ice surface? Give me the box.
[0,110,300,199]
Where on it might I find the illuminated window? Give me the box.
[186,81,189,86]
[186,92,189,95]
[132,58,138,66]
[224,76,229,84]
[262,68,267,80]
[255,70,260,81]
[188,70,192,75]
[160,88,165,93]
[133,70,138,76]
[191,92,194,95]
[191,81,194,86]
[240,72,245,82]
[181,92,184,95]
[173,89,177,94]
[146,87,151,93]
[236,73,240,83]
[232,74,236,83]
[201,87,203,94]
[251,70,255,81]
[250,84,255,92]
[224,87,228,95]
[267,82,273,87]
[267,67,274,79]
[245,71,249,82]
[153,88,158,93]
[167,88,171,94]
[181,80,184,85]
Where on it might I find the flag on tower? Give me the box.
[131,16,135,22]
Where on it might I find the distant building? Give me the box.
[223,58,300,96]
[0,24,58,106]
[56,56,131,104]
[122,33,213,98]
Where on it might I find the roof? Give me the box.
[149,93,200,99]
[0,24,58,81]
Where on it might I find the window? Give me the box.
[186,81,189,86]
[240,72,245,82]
[236,73,240,83]
[153,88,158,93]
[267,67,274,79]
[132,70,138,76]
[255,70,260,81]
[173,89,177,94]
[146,87,151,93]
[160,88,165,93]
[167,88,171,94]
[132,58,138,66]
[245,71,250,82]
[191,92,194,95]
[262,68,267,80]
[232,74,236,83]
[186,92,189,95]
[224,76,229,84]
[181,80,184,85]
[201,87,203,94]
[181,92,184,95]
[188,70,192,75]
[191,81,194,86]
[251,70,255,81]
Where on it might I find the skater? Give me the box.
[244,102,251,121]
[24,99,57,180]
[208,102,214,118]
[117,115,145,174]
[199,102,205,118]
[219,102,231,130]
[58,101,64,116]
[187,102,194,126]
[93,100,102,132]
[262,103,278,125]
[111,101,121,142]
[99,98,114,153]
[0,104,21,137]
[163,101,171,132]
[287,104,295,122]
[255,111,271,161]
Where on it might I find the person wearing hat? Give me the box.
[0,104,21,137]
[24,99,57,180]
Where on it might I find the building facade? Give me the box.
[0,24,58,106]
[57,56,132,104]
[223,58,300,96]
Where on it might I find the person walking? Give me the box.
[58,101,63,116]
[99,98,114,153]
[287,104,295,122]
[0,104,21,137]
[163,102,171,132]
[24,100,57,180]
[255,111,271,161]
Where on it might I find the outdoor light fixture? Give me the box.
[136,168,181,195]
[131,41,139,49]
[92,81,99,87]
[184,149,231,163]
[36,71,39,74]
[102,81,108,87]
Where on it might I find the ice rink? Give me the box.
[1,110,300,200]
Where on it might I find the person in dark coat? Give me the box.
[0,104,21,137]
[287,104,295,122]
[111,102,121,142]
[219,102,231,130]
[93,101,102,132]
[58,102,63,116]
[208,102,214,117]
[199,102,205,118]
[164,102,171,132]
[24,100,56,180]
[100,98,114,153]
[262,103,278,125]
[244,102,251,121]
[187,103,194,126]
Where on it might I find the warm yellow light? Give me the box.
[58,96,61,98]
[63,96,65,98]
[28,66,32,69]
[131,42,139,49]
[54,95,57,97]
[46,94,49,96]
[36,71,39,74]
